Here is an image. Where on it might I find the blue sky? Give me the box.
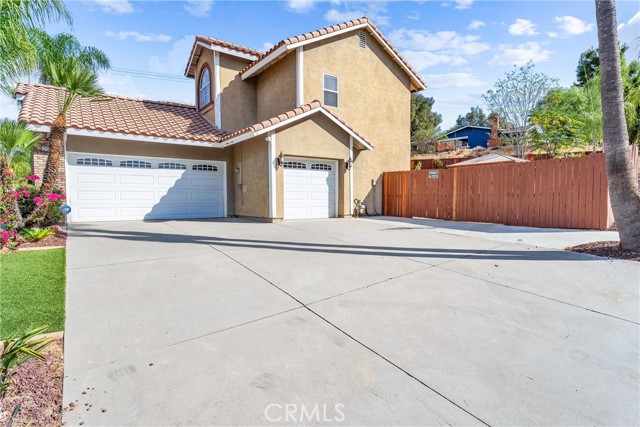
[1,0,639,128]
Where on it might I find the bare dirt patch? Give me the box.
[0,338,64,426]
[567,241,640,262]
[19,228,67,250]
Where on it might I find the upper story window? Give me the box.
[323,74,338,108]
[199,65,211,109]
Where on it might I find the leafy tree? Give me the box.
[411,94,442,142]
[29,30,110,84]
[0,119,41,225]
[0,0,71,86]
[483,62,558,158]
[28,57,105,222]
[595,0,640,252]
[454,106,489,128]
[575,44,629,87]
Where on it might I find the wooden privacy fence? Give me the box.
[384,153,614,230]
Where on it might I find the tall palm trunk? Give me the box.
[595,0,640,252]
[27,114,66,223]
[0,161,23,227]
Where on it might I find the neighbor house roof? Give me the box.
[239,17,426,92]
[220,100,374,150]
[445,125,491,136]
[15,83,229,145]
[446,153,528,168]
[185,35,262,77]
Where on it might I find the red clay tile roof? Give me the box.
[221,100,374,148]
[15,83,229,143]
[185,36,261,77]
[239,17,426,91]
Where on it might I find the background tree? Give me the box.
[29,57,105,221]
[29,30,110,84]
[575,44,629,86]
[453,106,490,129]
[411,94,442,142]
[0,0,71,87]
[0,119,41,225]
[483,62,558,158]
[595,0,640,252]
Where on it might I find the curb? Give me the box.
[17,245,66,252]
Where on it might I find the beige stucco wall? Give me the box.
[232,135,269,219]
[256,53,296,122]
[219,54,257,132]
[66,135,236,216]
[195,49,216,123]
[274,114,351,219]
[302,30,412,214]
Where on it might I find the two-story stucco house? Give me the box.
[15,17,426,223]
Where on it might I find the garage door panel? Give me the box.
[76,173,115,184]
[67,153,225,222]
[284,159,335,220]
[119,174,154,185]
[121,191,155,201]
[76,191,116,201]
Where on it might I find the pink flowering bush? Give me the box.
[0,174,66,248]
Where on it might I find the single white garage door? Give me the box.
[66,153,225,222]
[283,158,336,219]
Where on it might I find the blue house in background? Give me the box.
[445,126,491,149]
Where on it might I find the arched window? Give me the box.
[199,66,211,109]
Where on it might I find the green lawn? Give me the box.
[0,248,66,339]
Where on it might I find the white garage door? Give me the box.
[283,158,336,219]
[66,153,225,222]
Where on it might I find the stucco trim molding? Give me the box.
[27,124,224,148]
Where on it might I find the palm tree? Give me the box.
[595,0,640,252]
[29,30,111,84]
[0,119,41,226]
[28,57,105,221]
[0,0,71,86]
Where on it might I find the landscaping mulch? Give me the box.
[18,228,67,251]
[567,241,640,262]
[0,338,64,427]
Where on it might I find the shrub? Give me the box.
[0,326,51,399]
[0,230,23,249]
[20,227,54,242]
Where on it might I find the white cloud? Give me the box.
[488,42,552,66]
[324,3,389,26]
[0,94,19,120]
[149,35,195,75]
[390,29,490,56]
[628,11,640,26]
[547,31,558,38]
[468,20,485,30]
[424,72,484,89]
[84,0,133,14]
[286,0,318,13]
[553,16,593,36]
[98,74,146,99]
[262,41,274,51]
[508,19,538,36]
[454,0,473,10]
[407,11,420,21]
[402,51,467,70]
[184,0,213,17]
[105,31,171,42]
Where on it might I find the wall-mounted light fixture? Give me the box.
[345,158,353,170]
[277,152,285,169]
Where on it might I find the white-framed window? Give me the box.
[283,161,307,169]
[76,158,112,167]
[323,74,338,108]
[120,160,152,168]
[192,164,218,171]
[199,67,211,108]
[158,162,186,170]
[311,164,332,170]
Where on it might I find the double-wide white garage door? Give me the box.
[283,158,337,220]
[67,153,225,223]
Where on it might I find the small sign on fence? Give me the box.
[428,170,439,179]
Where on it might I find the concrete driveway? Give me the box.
[62,217,639,426]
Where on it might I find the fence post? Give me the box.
[401,171,408,217]
[452,168,458,221]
